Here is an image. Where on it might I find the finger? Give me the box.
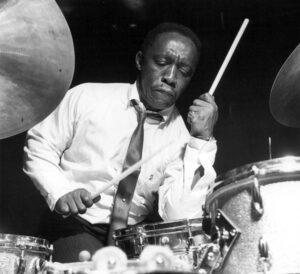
[198,92,216,103]
[75,200,87,214]
[192,98,216,109]
[192,98,207,107]
[67,197,79,215]
[189,105,206,112]
[80,191,94,208]
[187,110,198,123]
[188,105,210,118]
[72,191,91,214]
[55,201,70,215]
[191,100,218,116]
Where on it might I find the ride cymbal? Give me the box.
[0,0,75,139]
[270,44,300,128]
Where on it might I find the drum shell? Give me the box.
[0,234,52,274]
[113,219,209,259]
[205,157,300,274]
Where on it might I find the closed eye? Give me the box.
[179,67,193,77]
[155,58,169,66]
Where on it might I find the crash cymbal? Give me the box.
[270,44,300,128]
[0,0,75,139]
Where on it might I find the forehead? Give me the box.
[146,32,198,61]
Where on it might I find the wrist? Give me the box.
[195,135,215,141]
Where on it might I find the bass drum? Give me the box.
[205,156,300,274]
[0,233,52,274]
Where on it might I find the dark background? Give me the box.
[1,0,300,236]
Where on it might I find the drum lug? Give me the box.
[257,236,272,273]
[137,227,146,251]
[187,219,195,249]
[34,257,47,273]
[49,244,54,262]
[251,177,264,219]
[17,249,26,274]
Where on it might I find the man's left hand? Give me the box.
[187,93,218,140]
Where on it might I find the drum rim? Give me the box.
[0,233,52,253]
[211,156,300,191]
[113,218,203,237]
[205,156,300,210]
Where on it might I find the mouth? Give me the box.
[153,88,174,97]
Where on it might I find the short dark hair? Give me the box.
[141,22,201,60]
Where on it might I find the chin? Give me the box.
[156,103,173,111]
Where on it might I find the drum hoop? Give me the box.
[206,170,300,208]
[143,226,203,236]
[114,218,203,238]
[0,234,52,253]
[209,156,300,195]
[141,218,203,231]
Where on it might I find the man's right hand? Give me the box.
[55,188,100,215]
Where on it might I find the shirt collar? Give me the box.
[127,82,174,123]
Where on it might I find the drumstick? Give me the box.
[208,18,250,95]
[268,136,272,159]
[62,141,175,218]
[91,141,175,198]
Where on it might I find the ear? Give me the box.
[135,51,143,71]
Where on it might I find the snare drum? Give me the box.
[0,233,52,274]
[205,156,300,274]
[113,218,209,259]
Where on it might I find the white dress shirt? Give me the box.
[24,82,217,224]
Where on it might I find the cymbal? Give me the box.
[270,44,300,128]
[0,0,75,139]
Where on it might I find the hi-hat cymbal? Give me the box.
[270,44,300,128]
[0,0,75,139]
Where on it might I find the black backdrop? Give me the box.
[1,0,300,236]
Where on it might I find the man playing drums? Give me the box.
[23,22,218,262]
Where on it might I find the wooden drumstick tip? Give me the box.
[78,250,91,262]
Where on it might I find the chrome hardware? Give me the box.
[36,258,47,273]
[137,226,146,253]
[257,236,272,273]
[187,219,194,248]
[198,243,221,274]
[161,236,170,245]
[17,249,26,274]
[252,165,267,176]
[251,177,264,219]
[200,209,240,273]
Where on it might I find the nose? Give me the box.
[162,65,177,88]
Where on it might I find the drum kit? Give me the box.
[1,0,300,273]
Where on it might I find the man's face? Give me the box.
[136,32,199,111]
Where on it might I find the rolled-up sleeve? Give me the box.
[158,137,217,221]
